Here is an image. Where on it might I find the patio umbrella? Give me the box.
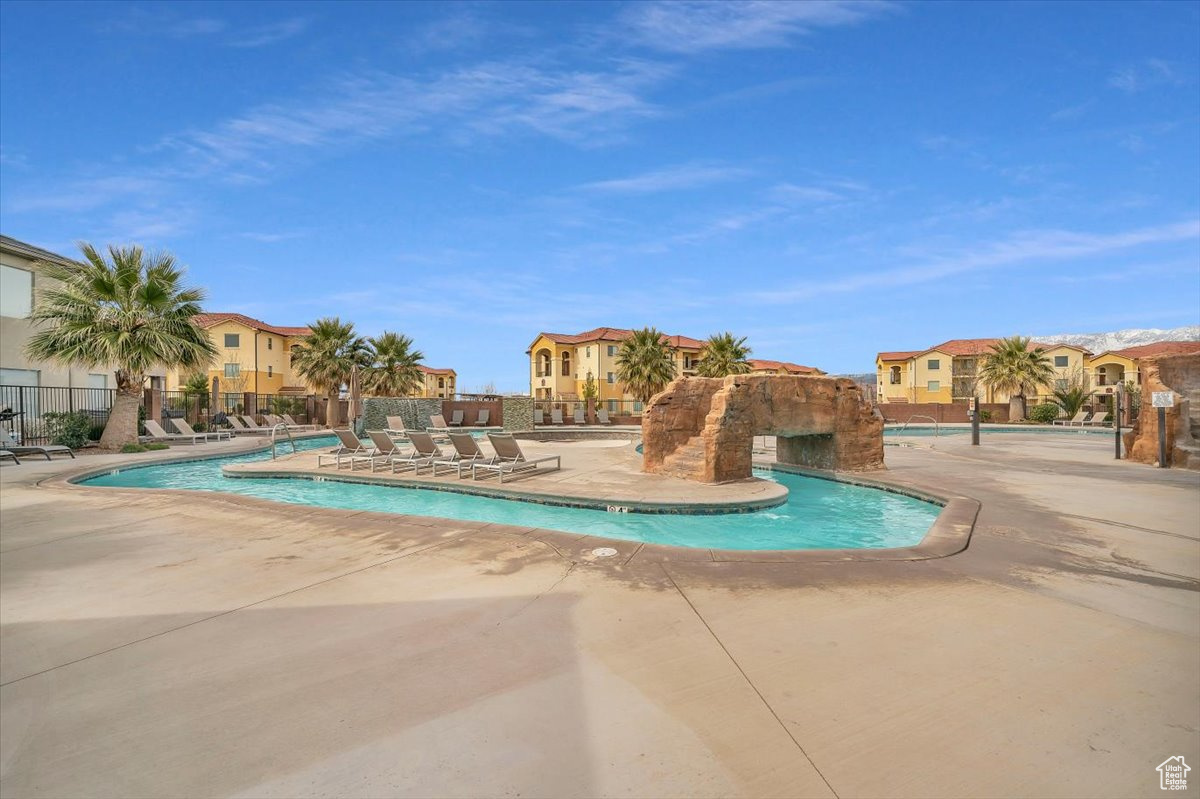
[348,365,363,434]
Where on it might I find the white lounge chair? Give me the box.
[472,409,490,427]
[317,429,376,469]
[282,413,319,431]
[448,410,465,427]
[0,428,74,459]
[472,433,561,483]
[173,418,231,441]
[551,409,564,425]
[1082,411,1110,427]
[0,449,20,464]
[384,415,410,436]
[596,408,612,425]
[534,409,545,425]
[388,431,442,473]
[366,430,412,472]
[143,419,205,444]
[433,431,497,477]
[227,416,268,435]
[1053,411,1088,426]
[427,414,450,432]
[573,408,585,424]
[240,415,268,433]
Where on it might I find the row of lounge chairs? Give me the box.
[319,429,560,483]
[1052,411,1111,427]
[141,414,317,444]
[533,408,614,426]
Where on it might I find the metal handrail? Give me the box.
[899,414,940,436]
[270,423,297,459]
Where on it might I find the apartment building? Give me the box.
[418,365,456,398]
[0,235,167,394]
[528,327,822,410]
[876,337,1200,409]
[168,313,312,394]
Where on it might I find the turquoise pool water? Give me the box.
[884,425,1113,437]
[81,436,940,551]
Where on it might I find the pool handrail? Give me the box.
[899,415,939,437]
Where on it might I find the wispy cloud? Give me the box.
[1048,99,1095,121]
[238,231,307,243]
[620,0,894,53]
[746,219,1200,303]
[578,162,752,193]
[229,17,310,48]
[1108,58,1182,93]
[160,59,667,177]
[7,175,168,213]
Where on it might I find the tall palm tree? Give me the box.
[290,317,372,427]
[696,332,753,377]
[25,243,216,450]
[978,335,1056,421]
[363,331,424,397]
[615,327,677,403]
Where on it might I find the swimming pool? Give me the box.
[80,436,940,551]
[884,425,1114,437]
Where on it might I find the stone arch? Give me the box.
[642,374,884,484]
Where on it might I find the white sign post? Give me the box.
[1151,392,1174,467]
[1152,391,1175,408]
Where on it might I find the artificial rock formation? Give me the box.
[642,374,884,484]
[1124,353,1200,469]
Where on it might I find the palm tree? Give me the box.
[290,317,372,427]
[363,331,424,397]
[1052,367,1091,419]
[615,327,678,403]
[978,335,1056,421]
[696,332,753,377]
[25,244,216,450]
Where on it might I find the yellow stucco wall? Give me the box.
[167,321,311,394]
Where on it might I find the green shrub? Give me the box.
[979,410,993,423]
[88,423,105,441]
[120,442,169,453]
[1028,403,1061,424]
[42,411,93,449]
[193,421,207,432]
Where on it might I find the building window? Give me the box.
[224,333,240,348]
[267,337,273,350]
[608,400,617,412]
[0,265,33,318]
[889,365,901,385]
[927,380,940,392]
[927,359,940,370]
[224,363,240,378]
[0,367,39,386]
[267,365,273,377]
[562,352,571,377]
[438,377,445,388]
[607,345,616,356]
[1054,355,1068,367]
[585,347,590,358]
[607,372,615,384]
[633,401,643,412]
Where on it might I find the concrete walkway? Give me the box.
[1,433,1196,797]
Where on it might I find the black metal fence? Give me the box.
[0,385,116,445]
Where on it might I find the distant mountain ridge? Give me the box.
[1035,326,1199,354]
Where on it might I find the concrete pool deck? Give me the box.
[1,431,1197,797]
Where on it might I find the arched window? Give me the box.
[535,349,552,377]
[562,351,572,377]
[890,365,901,385]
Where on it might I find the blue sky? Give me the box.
[2,1,1198,390]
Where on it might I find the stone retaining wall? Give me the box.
[362,398,443,433]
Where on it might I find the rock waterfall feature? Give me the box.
[642,375,884,484]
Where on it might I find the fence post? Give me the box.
[143,388,162,435]
[18,386,27,444]
[243,392,257,421]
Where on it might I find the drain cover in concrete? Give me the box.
[591,547,619,558]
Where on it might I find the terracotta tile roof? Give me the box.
[1104,341,1200,359]
[922,338,1072,356]
[877,350,924,361]
[748,359,823,375]
[418,365,456,375]
[530,327,706,351]
[193,313,311,338]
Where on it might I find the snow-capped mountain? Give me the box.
[1036,326,1199,353]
